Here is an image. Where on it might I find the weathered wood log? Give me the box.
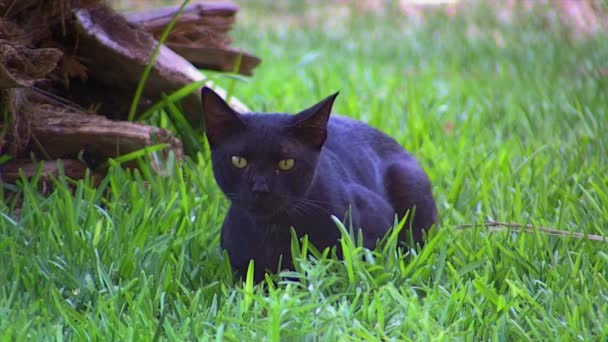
[72,5,249,128]
[30,108,183,163]
[0,0,255,181]
[73,6,204,127]
[124,1,260,76]
[167,44,260,75]
[1,159,103,184]
[125,2,239,35]
[6,88,183,165]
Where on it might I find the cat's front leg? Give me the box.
[221,208,293,281]
[219,209,255,276]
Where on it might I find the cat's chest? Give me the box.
[257,224,286,247]
[222,215,289,260]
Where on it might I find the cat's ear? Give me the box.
[202,86,245,147]
[291,92,339,149]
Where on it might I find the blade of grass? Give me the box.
[128,0,190,122]
[137,79,209,122]
[103,143,168,168]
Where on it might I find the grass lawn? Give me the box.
[1,1,608,340]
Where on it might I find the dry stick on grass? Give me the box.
[455,221,608,242]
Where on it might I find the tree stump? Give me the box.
[0,0,259,183]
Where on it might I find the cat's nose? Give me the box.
[251,176,270,194]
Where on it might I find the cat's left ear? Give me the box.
[202,86,246,147]
[291,91,339,149]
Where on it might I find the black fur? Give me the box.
[202,87,437,281]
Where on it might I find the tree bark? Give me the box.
[124,1,260,76]
[0,0,257,183]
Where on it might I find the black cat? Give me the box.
[202,86,437,281]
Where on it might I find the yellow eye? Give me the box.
[278,158,295,171]
[231,155,247,168]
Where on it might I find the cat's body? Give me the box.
[202,87,437,281]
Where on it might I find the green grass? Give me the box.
[2,1,608,340]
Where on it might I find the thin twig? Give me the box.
[455,221,608,242]
[30,133,51,160]
[2,0,18,18]
[32,87,86,111]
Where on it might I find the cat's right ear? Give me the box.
[291,92,339,149]
[202,86,245,147]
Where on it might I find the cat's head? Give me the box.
[202,86,338,220]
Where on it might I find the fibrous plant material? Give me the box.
[0,42,62,89]
[6,88,183,161]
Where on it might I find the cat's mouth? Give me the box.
[248,200,290,220]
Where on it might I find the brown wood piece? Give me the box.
[72,6,205,127]
[0,0,253,169]
[123,1,261,76]
[5,88,183,166]
[1,159,103,184]
[124,2,239,27]
[124,2,237,48]
[167,44,261,76]
[72,6,249,128]
[28,102,184,162]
